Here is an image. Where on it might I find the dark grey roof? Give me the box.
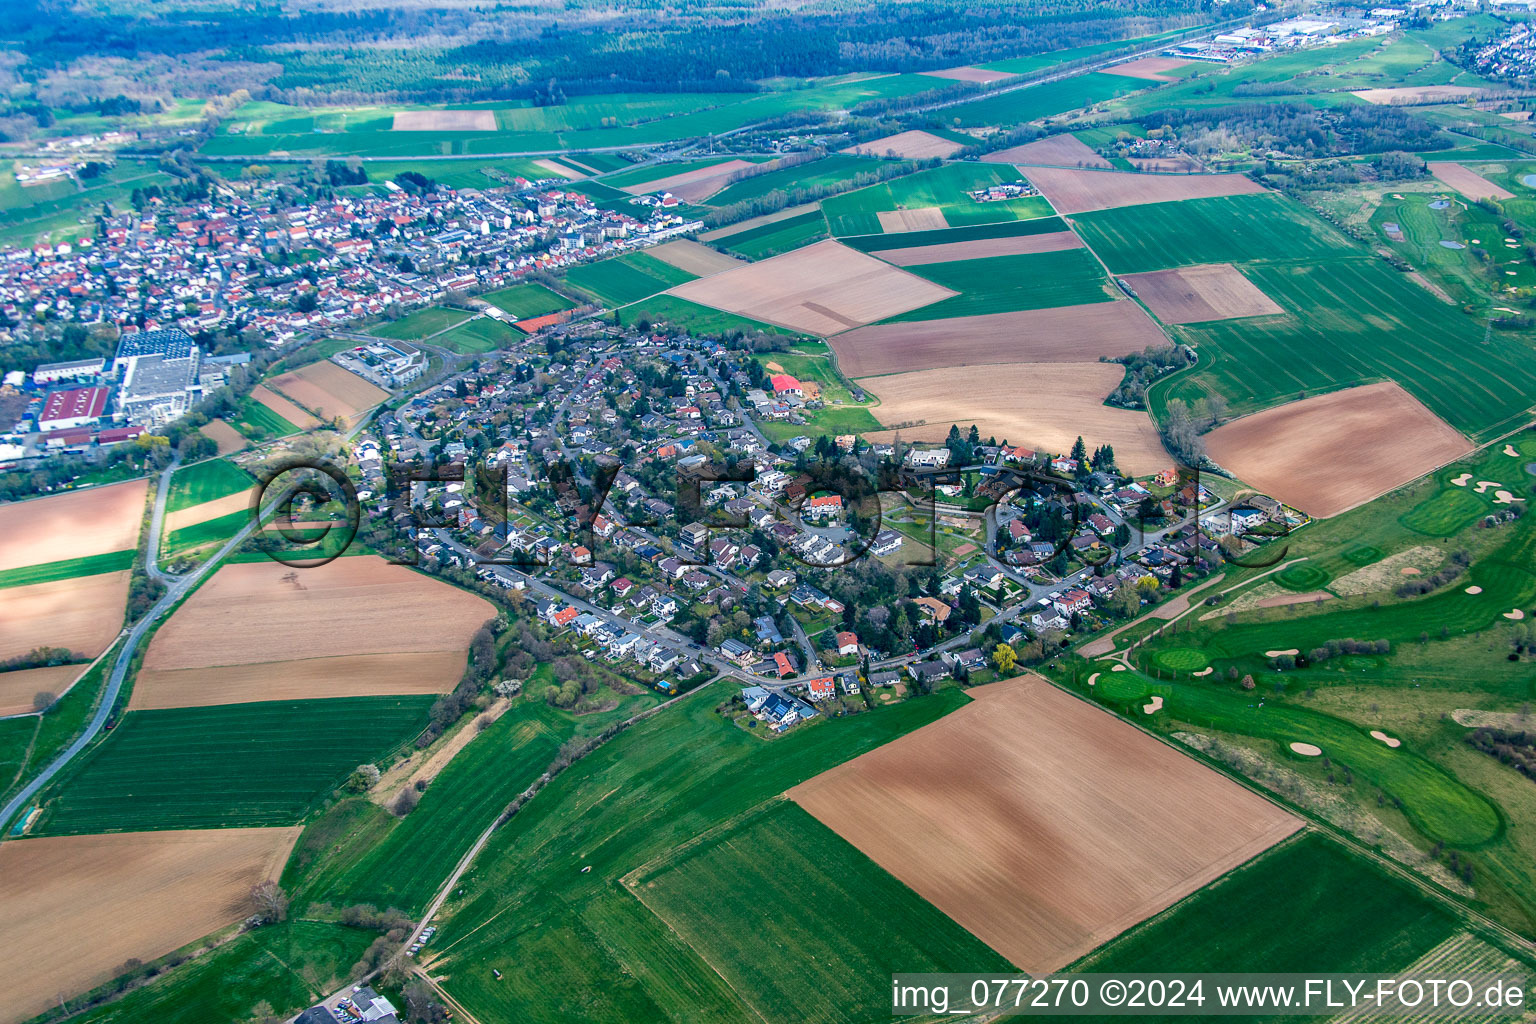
[295,1008,341,1024]
[115,328,195,362]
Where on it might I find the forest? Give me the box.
[1142,101,1447,159]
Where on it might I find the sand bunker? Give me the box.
[1504,444,1520,457]
[1451,473,1473,486]
[1504,609,1526,620]
[1143,695,1164,714]
[1466,586,1484,595]
[1370,730,1401,748]
[1087,673,1100,686]
[1265,649,1299,657]
[1494,490,1524,504]
[1193,667,1213,677]
[1473,480,1503,494]
[1290,742,1322,756]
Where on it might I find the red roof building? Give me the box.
[39,386,108,431]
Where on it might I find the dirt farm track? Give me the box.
[789,676,1300,972]
[0,827,301,1024]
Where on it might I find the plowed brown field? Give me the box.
[1123,263,1283,323]
[1428,162,1515,201]
[0,827,300,1024]
[0,479,146,572]
[131,651,468,710]
[250,385,320,430]
[1102,56,1193,81]
[869,229,1082,266]
[831,301,1164,376]
[0,572,129,661]
[0,663,81,716]
[619,159,757,201]
[841,130,966,159]
[1205,381,1474,517]
[982,134,1111,169]
[789,676,1300,971]
[267,361,388,422]
[200,418,248,455]
[647,239,747,276]
[667,238,955,335]
[1028,166,1265,214]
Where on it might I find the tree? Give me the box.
[992,642,1017,674]
[32,690,56,713]
[1070,436,1087,463]
[346,763,381,793]
[248,882,289,925]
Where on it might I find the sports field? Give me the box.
[365,305,472,340]
[0,827,301,1024]
[480,281,577,319]
[884,247,1114,319]
[563,250,699,307]
[0,479,147,573]
[1077,833,1458,974]
[821,162,1053,236]
[626,800,1011,1022]
[790,676,1298,971]
[433,316,521,354]
[37,696,436,833]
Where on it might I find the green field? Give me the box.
[708,154,887,207]
[885,247,1113,320]
[627,800,1011,1023]
[232,394,302,441]
[38,697,435,834]
[432,685,973,1022]
[1159,254,1536,440]
[1366,190,1536,305]
[1078,833,1459,975]
[713,209,829,259]
[616,295,787,337]
[366,305,473,341]
[840,214,1070,252]
[68,921,376,1024]
[161,509,249,564]
[0,652,113,817]
[946,72,1144,127]
[480,281,577,319]
[821,162,1054,236]
[166,458,252,513]
[433,316,521,354]
[0,160,178,247]
[0,549,136,590]
[563,250,699,307]
[1071,193,1349,273]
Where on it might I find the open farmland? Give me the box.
[830,301,1165,377]
[1161,256,1536,441]
[0,479,146,572]
[709,208,827,260]
[885,247,1114,319]
[920,66,1015,83]
[1077,833,1458,975]
[249,384,321,431]
[1028,167,1265,215]
[821,162,1052,236]
[1070,193,1349,273]
[1351,85,1488,104]
[164,460,255,533]
[0,572,130,661]
[1204,382,1474,518]
[564,250,699,307]
[0,663,80,717]
[666,238,954,335]
[198,419,248,455]
[867,227,1082,265]
[859,362,1169,473]
[646,239,746,276]
[37,696,436,833]
[625,800,1011,1023]
[789,676,1299,971]
[0,827,301,1024]
[983,134,1112,168]
[135,555,495,708]
[1123,263,1283,323]
[391,109,496,131]
[840,129,964,159]
[945,73,1137,128]
[618,158,757,202]
[1427,162,1515,201]
[1102,56,1195,81]
[267,360,389,422]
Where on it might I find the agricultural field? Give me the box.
[0,479,146,573]
[790,676,1298,970]
[480,281,577,319]
[667,238,954,335]
[884,246,1115,319]
[36,696,436,833]
[267,361,390,423]
[646,239,746,276]
[165,458,253,515]
[944,72,1144,127]
[709,208,829,259]
[616,158,759,202]
[1124,263,1284,324]
[0,827,301,1024]
[563,250,699,307]
[866,226,1082,265]
[0,663,80,717]
[1205,382,1474,518]
[841,129,966,159]
[986,132,1113,169]
[0,571,131,661]
[1029,166,1267,216]
[365,305,473,341]
[197,419,249,456]
[829,300,1165,377]
[857,361,1170,474]
[429,686,972,1023]
[626,800,1010,1022]
[710,154,894,207]
[614,295,789,337]
[0,160,178,248]
[821,162,1053,236]
[1076,833,1460,975]
[134,555,495,709]
[247,386,319,434]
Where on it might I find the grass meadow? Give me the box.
[480,281,576,319]
[715,209,829,259]
[38,697,435,833]
[366,305,473,341]
[885,247,1113,319]
[0,549,136,589]
[166,459,252,514]
[707,154,887,208]
[615,295,787,337]
[945,72,1144,127]
[821,162,1054,236]
[233,394,301,441]
[430,685,971,1023]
